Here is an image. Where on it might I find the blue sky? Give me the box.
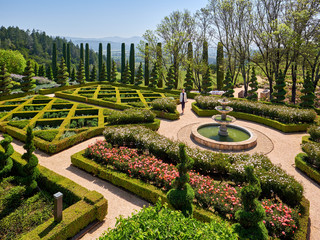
[1,0,208,38]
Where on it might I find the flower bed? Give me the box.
[85,140,300,239]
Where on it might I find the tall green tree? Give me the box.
[202,41,208,64]
[110,60,117,82]
[121,43,125,81]
[98,43,103,81]
[121,61,131,84]
[216,42,224,90]
[0,134,13,179]
[38,64,45,77]
[63,43,66,60]
[33,62,38,76]
[45,64,53,80]
[149,63,159,88]
[77,59,86,84]
[67,43,71,75]
[56,57,69,86]
[85,43,90,82]
[300,71,316,108]
[165,64,175,90]
[188,42,193,62]
[21,60,36,92]
[107,43,111,81]
[0,63,13,96]
[90,65,97,82]
[145,43,149,86]
[70,67,76,81]
[201,66,212,94]
[156,42,163,88]
[100,62,107,81]
[247,67,258,101]
[222,69,234,98]
[129,43,135,84]
[0,49,26,74]
[184,64,194,92]
[272,70,286,104]
[52,42,57,80]
[80,43,84,62]
[135,62,144,86]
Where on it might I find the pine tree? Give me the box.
[70,68,76,81]
[121,61,131,84]
[0,63,13,96]
[110,60,117,82]
[184,64,194,92]
[80,43,84,62]
[107,43,111,81]
[272,70,286,104]
[63,43,66,60]
[98,43,103,81]
[22,126,40,195]
[100,62,107,81]
[247,67,258,101]
[145,43,149,86]
[165,65,175,90]
[56,57,69,86]
[90,65,97,82]
[38,64,45,77]
[156,42,163,88]
[46,64,53,80]
[222,69,234,97]
[149,63,159,88]
[216,42,224,90]
[33,62,38,76]
[21,60,35,92]
[67,43,71,75]
[201,66,212,94]
[52,42,57,80]
[76,59,86,84]
[0,134,13,179]
[135,62,144,86]
[202,41,208,64]
[129,43,135,84]
[121,43,125,81]
[85,43,90,82]
[300,71,316,108]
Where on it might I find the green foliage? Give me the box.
[70,67,76,81]
[67,43,71,75]
[38,64,45,77]
[56,57,69,86]
[80,43,84,62]
[300,71,315,108]
[45,64,53,80]
[0,63,13,96]
[60,131,77,140]
[34,130,59,142]
[0,135,13,179]
[166,64,175,90]
[8,120,29,129]
[247,67,258,100]
[167,144,195,218]
[21,60,36,92]
[52,42,57,80]
[77,59,86,84]
[151,98,177,113]
[129,43,135,84]
[0,49,26,74]
[216,42,224,90]
[134,62,144,86]
[308,125,320,142]
[98,43,103,81]
[110,60,117,82]
[85,43,90,81]
[105,109,155,125]
[295,153,320,184]
[145,43,149,86]
[156,43,163,88]
[203,41,208,64]
[302,142,320,170]
[272,70,286,104]
[201,66,212,94]
[233,166,268,240]
[121,43,125,81]
[90,65,97,82]
[222,69,234,97]
[33,62,38,76]
[69,118,98,128]
[183,64,194,92]
[100,63,107,82]
[149,63,159,88]
[99,201,237,240]
[107,43,111,81]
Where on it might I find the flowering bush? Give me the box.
[302,142,320,170]
[307,125,320,142]
[104,108,155,125]
[151,98,177,113]
[195,95,316,124]
[85,140,300,238]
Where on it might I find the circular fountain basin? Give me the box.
[191,123,257,151]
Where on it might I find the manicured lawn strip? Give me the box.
[295,152,320,184]
[192,102,309,132]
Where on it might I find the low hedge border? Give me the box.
[5,149,108,240]
[295,152,320,184]
[192,102,309,132]
[152,109,180,120]
[71,150,309,240]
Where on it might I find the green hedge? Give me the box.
[192,102,310,132]
[295,152,320,184]
[152,109,180,120]
[5,149,108,240]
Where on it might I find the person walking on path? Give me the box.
[180,89,187,114]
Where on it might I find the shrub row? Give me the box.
[103,126,303,206]
[105,109,155,125]
[151,98,177,113]
[195,96,316,124]
[301,142,320,170]
[307,125,320,142]
[295,153,320,184]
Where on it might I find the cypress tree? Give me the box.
[149,63,159,88]
[0,134,13,179]
[156,43,163,88]
[145,43,149,86]
[165,64,175,90]
[135,62,144,86]
[247,67,258,101]
[110,60,117,82]
[202,41,208,64]
[46,64,53,80]
[100,62,107,81]
[67,43,71,75]
[76,59,86,84]
[63,43,66,61]
[38,64,45,77]
[184,64,194,92]
[90,65,97,82]
[216,42,224,90]
[201,66,212,94]
[0,63,13,96]
[121,43,125,81]
[222,69,234,97]
[188,42,193,62]
[70,68,76,81]
[272,70,286,104]
[85,43,90,82]
[21,60,36,92]
[300,71,316,108]
[80,43,84,62]
[129,43,135,84]
[56,57,69,86]
[121,61,131,84]
[107,43,111,81]
[98,43,103,81]
[34,62,38,76]
[52,42,57,80]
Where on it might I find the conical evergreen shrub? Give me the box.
[272,70,286,104]
[247,67,258,100]
[222,69,234,97]
[300,71,316,108]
